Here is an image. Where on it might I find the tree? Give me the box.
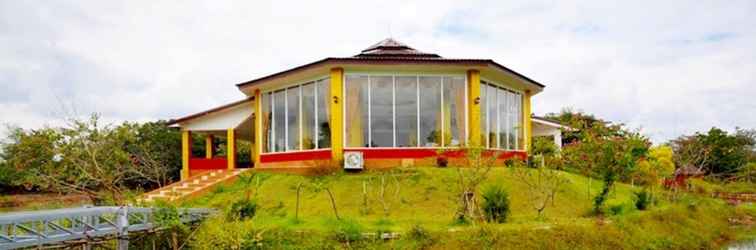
[589,133,649,213]
[448,146,498,224]
[633,145,676,187]
[560,116,650,213]
[509,160,569,218]
[0,126,60,191]
[670,127,755,179]
[1,115,173,204]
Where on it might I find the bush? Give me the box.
[436,156,448,167]
[634,190,652,210]
[228,199,257,220]
[327,218,363,243]
[481,185,510,223]
[688,179,722,195]
[609,204,626,215]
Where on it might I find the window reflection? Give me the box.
[272,90,286,152]
[395,76,418,147]
[419,76,442,147]
[302,83,315,150]
[317,79,331,149]
[370,76,394,147]
[345,75,369,147]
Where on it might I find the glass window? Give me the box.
[486,84,498,148]
[479,84,487,147]
[513,93,522,150]
[419,76,442,147]
[272,90,286,152]
[301,83,315,150]
[286,86,300,151]
[345,75,369,147]
[317,79,331,149]
[444,76,466,147]
[395,76,418,147]
[504,91,513,150]
[370,76,394,147]
[262,93,272,153]
[498,87,508,150]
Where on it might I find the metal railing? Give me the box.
[0,206,212,249]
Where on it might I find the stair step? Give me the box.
[140,169,249,203]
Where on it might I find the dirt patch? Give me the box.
[0,193,90,211]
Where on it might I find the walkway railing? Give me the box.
[0,206,212,249]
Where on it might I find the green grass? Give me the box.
[183,167,636,231]
[181,167,755,249]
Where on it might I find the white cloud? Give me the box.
[0,0,754,143]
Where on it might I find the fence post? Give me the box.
[116,207,129,250]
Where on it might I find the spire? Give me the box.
[356,38,440,58]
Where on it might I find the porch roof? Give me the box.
[168,98,254,139]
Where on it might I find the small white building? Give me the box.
[531,115,570,149]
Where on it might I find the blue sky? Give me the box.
[0,0,754,143]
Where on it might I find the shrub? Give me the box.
[634,190,652,210]
[481,185,510,223]
[403,224,433,249]
[436,156,448,167]
[608,204,626,215]
[327,218,363,243]
[688,179,722,195]
[228,199,257,220]
[407,224,430,241]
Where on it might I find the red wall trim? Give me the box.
[344,148,527,160]
[260,149,332,162]
[189,157,227,170]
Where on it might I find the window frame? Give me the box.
[342,72,468,149]
[480,77,526,151]
[261,75,331,154]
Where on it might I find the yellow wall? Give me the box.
[467,70,481,147]
[523,91,532,152]
[227,128,236,170]
[181,130,191,180]
[330,68,344,166]
[253,89,262,166]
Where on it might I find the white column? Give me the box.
[553,131,562,149]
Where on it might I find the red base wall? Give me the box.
[254,148,527,171]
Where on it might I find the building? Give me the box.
[532,115,571,149]
[169,38,546,179]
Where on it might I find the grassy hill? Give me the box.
[179,167,755,249]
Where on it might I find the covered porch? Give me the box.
[531,115,570,149]
[171,99,255,179]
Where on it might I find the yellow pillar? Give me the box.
[330,68,344,166]
[467,70,481,147]
[523,90,533,152]
[253,90,263,167]
[205,135,214,159]
[227,128,236,170]
[181,130,191,180]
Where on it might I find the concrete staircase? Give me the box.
[139,169,249,203]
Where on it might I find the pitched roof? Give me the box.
[167,98,253,125]
[675,165,705,176]
[356,38,440,57]
[236,38,545,89]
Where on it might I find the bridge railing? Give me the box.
[0,206,212,250]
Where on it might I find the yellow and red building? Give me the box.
[170,39,545,179]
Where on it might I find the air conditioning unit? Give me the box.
[343,151,364,170]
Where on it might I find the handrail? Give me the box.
[0,206,213,249]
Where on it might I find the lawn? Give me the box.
[177,167,755,249]
[183,167,638,231]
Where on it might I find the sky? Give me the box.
[1,0,754,143]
